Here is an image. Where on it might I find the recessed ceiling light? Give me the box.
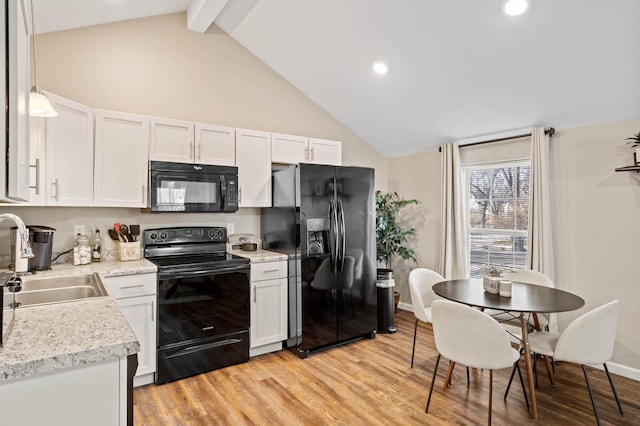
[502,0,530,16]
[372,60,389,75]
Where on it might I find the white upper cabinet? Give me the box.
[272,133,342,166]
[149,118,194,163]
[308,138,342,166]
[45,93,94,206]
[271,133,308,165]
[195,123,235,166]
[3,0,31,202]
[94,110,150,207]
[236,128,271,207]
[149,118,236,166]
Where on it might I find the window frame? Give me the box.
[463,159,530,277]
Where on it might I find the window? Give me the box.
[465,161,530,278]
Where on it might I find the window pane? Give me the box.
[467,163,530,277]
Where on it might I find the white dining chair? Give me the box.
[502,269,557,332]
[426,300,529,425]
[522,300,623,425]
[408,268,444,368]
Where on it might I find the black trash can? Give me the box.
[376,269,396,334]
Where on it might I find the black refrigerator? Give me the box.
[261,164,377,358]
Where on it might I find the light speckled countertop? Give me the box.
[228,248,288,263]
[0,259,157,383]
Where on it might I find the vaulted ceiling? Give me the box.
[32,0,640,158]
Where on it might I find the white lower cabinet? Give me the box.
[0,357,129,426]
[250,260,288,356]
[105,273,157,387]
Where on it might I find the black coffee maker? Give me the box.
[11,225,56,271]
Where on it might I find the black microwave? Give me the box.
[147,161,238,213]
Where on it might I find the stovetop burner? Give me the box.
[143,226,249,271]
[148,253,249,269]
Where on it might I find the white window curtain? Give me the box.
[439,143,468,279]
[528,128,555,281]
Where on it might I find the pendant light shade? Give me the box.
[29,87,57,117]
[29,0,57,117]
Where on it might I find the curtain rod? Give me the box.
[438,127,555,152]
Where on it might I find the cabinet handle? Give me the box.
[262,269,279,273]
[29,159,40,195]
[239,187,242,203]
[119,284,144,290]
[141,185,146,205]
[151,300,155,321]
[51,178,59,200]
[310,147,315,161]
[305,147,309,161]
[196,143,201,161]
[253,286,257,303]
[187,142,193,157]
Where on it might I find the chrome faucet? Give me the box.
[0,213,35,273]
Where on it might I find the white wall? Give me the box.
[389,116,640,372]
[0,12,388,256]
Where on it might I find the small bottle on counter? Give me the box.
[92,228,102,262]
[74,234,91,265]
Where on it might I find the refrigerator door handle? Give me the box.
[329,199,338,272]
[337,199,346,272]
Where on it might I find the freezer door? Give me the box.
[335,166,377,341]
[298,164,339,351]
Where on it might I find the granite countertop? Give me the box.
[0,259,157,383]
[228,248,288,263]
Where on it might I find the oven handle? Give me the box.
[157,264,249,280]
[220,175,226,210]
[164,338,243,359]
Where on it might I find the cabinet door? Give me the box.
[45,93,94,206]
[5,0,30,201]
[149,118,194,163]
[308,138,342,166]
[195,123,235,165]
[116,295,157,379]
[271,133,308,164]
[94,110,149,207]
[251,277,287,348]
[236,128,271,207]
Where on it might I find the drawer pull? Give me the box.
[120,284,145,290]
[262,269,279,273]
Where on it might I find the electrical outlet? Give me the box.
[73,225,85,236]
[227,223,235,235]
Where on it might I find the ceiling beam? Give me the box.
[187,0,229,33]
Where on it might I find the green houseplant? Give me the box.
[625,132,640,165]
[375,191,420,269]
[375,190,421,314]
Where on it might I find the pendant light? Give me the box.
[28,0,57,117]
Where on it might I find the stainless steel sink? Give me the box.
[3,273,108,308]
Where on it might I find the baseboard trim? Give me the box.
[593,362,640,382]
[395,302,639,382]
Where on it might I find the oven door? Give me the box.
[157,265,250,348]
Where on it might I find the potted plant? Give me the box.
[626,132,640,165]
[375,191,420,310]
[481,263,511,294]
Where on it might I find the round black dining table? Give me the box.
[432,278,585,420]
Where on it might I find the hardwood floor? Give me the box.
[134,309,640,425]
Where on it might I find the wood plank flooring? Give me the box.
[134,309,640,425]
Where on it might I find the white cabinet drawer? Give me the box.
[250,261,287,281]
[105,273,156,299]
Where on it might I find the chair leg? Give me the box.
[425,354,441,413]
[504,363,517,400]
[603,363,624,415]
[488,369,493,426]
[466,367,470,386]
[411,319,419,368]
[582,365,601,426]
[515,361,530,410]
